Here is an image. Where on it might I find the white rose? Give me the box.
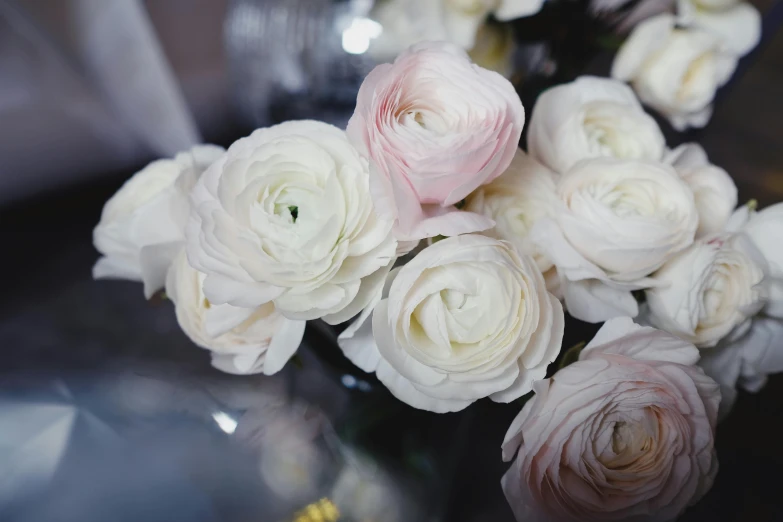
[93,144,224,297]
[185,120,397,323]
[666,143,738,237]
[677,0,761,57]
[528,76,665,174]
[532,157,698,323]
[645,232,767,348]
[464,150,561,291]
[699,316,783,418]
[369,0,543,61]
[340,234,564,413]
[165,250,305,375]
[729,203,783,318]
[612,14,738,131]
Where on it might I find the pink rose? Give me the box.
[346,41,525,241]
[502,318,719,522]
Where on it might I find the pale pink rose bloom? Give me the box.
[346,41,525,242]
[502,318,719,522]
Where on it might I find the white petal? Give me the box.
[582,317,701,365]
[92,255,141,282]
[375,360,473,413]
[202,273,285,308]
[262,318,306,375]
[495,0,545,20]
[276,281,359,320]
[698,340,743,419]
[372,301,446,387]
[211,351,266,375]
[322,259,395,325]
[530,218,607,283]
[491,294,564,403]
[338,311,383,373]
[489,364,543,404]
[204,303,257,338]
[400,206,495,242]
[139,241,183,298]
[665,143,709,170]
[336,267,401,372]
[611,14,675,81]
[725,205,751,232]
[690,3,761,56]
[501,456,542,522]
[563,279,639,323]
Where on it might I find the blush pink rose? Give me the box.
[502,318,719,522]
[346,41,525,241]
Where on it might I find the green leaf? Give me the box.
[558,341,586,370]
[288,205,298,222]
[595,34,625,51]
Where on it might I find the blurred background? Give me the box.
[2,0,783,204]
[1,0,783,521]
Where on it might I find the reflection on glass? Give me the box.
[211,411,238,434]
[341,17,383,55]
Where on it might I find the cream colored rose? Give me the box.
[666,143,738,237]
[93,144,224,297]
[502,318,719,522]
[165,250,305,375]
[185,120,396,323]
[339,234,563,413]
[612,14,738,130]
[464,150,561,292]
[645,232,767,348]
[528,76,665,174]
[677,0,761,57]
[532,157,698,323]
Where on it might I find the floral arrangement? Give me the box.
[93,4,777,519]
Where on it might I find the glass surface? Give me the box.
[225,0,378,129]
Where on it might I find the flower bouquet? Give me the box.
[93,5,781,519]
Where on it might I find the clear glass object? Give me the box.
[225,0,379,129]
